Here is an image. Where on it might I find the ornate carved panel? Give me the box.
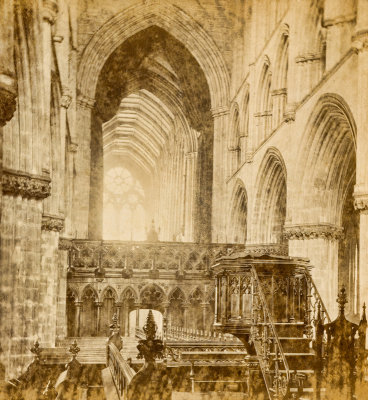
[2,168,51,199]
[283,223,344,240]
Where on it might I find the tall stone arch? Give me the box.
[73,3,230,241]
[287,93,357,317]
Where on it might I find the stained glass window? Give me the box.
[103,167,146,241]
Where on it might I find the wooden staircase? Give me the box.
[212,254,368,400]
[272,323,317,399]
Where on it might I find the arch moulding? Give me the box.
[77,3,230,110]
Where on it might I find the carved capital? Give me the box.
[245,151,253,163]
[352,30,368,53]
[2,168,51,199]
[42,0,58,24]
[77,94,95,109]
[41,214,65,232]
[0,75,17,127]
[58,237,73,250]
[61,87,72,109]
[283,223,344,241]
[283,102,298,122]
[353,192,368,211]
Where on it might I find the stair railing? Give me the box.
[250,266,290,400]
[302,270,331,340]
[107,342,136,399]
[166,325,241,343]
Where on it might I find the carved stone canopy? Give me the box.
[354,192,368,211]
[2,168,51,199]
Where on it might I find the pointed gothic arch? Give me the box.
[77,3,229,109]
[228,179,248,244]
[297,93,358,316]
[253,147,287,244]
[140,283,166,311]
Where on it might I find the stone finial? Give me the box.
[146,219,159,242]
[68,340,80,359]
[137,310,164,362]
[110,313,120,331]
[143,310,158,340]
[30,340,42,360]
[362,303,367,323]
[337,287,348,316]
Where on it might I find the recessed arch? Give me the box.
[298,93,356,225]
[168,287,186,302]
[228,179,248,244]
[189,287,204,303]
[253,147,287,244]
[121,286,138,302]
[297,93,358,316]
[81,285,98,301]
[256,57,273,144]
[140,283,166,309]
[228,102,241,173]
[101,286,118,301]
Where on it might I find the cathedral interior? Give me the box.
[0,0,368,399]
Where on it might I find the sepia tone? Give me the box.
[0,0,367,399]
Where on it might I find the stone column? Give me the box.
[162,301,170,340]
[135,303,142,331]
[184,151,197,241]
[41,0,58,175]
[211,106,230,242]
[228,147,240,177]
[0,0,17,232]
[75,301,82,337]
[354,195,368,311]
[0,0,17,129]
[0,4,17,374]
[73,95,94,238]
[95,302,102,336]
[182,302,190,330]
[271,89,287,128]
[353,1,368,312]
[123,303,130,337]
[201,302,210,331]
[285,224,343,318]
[115,302,122,320]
